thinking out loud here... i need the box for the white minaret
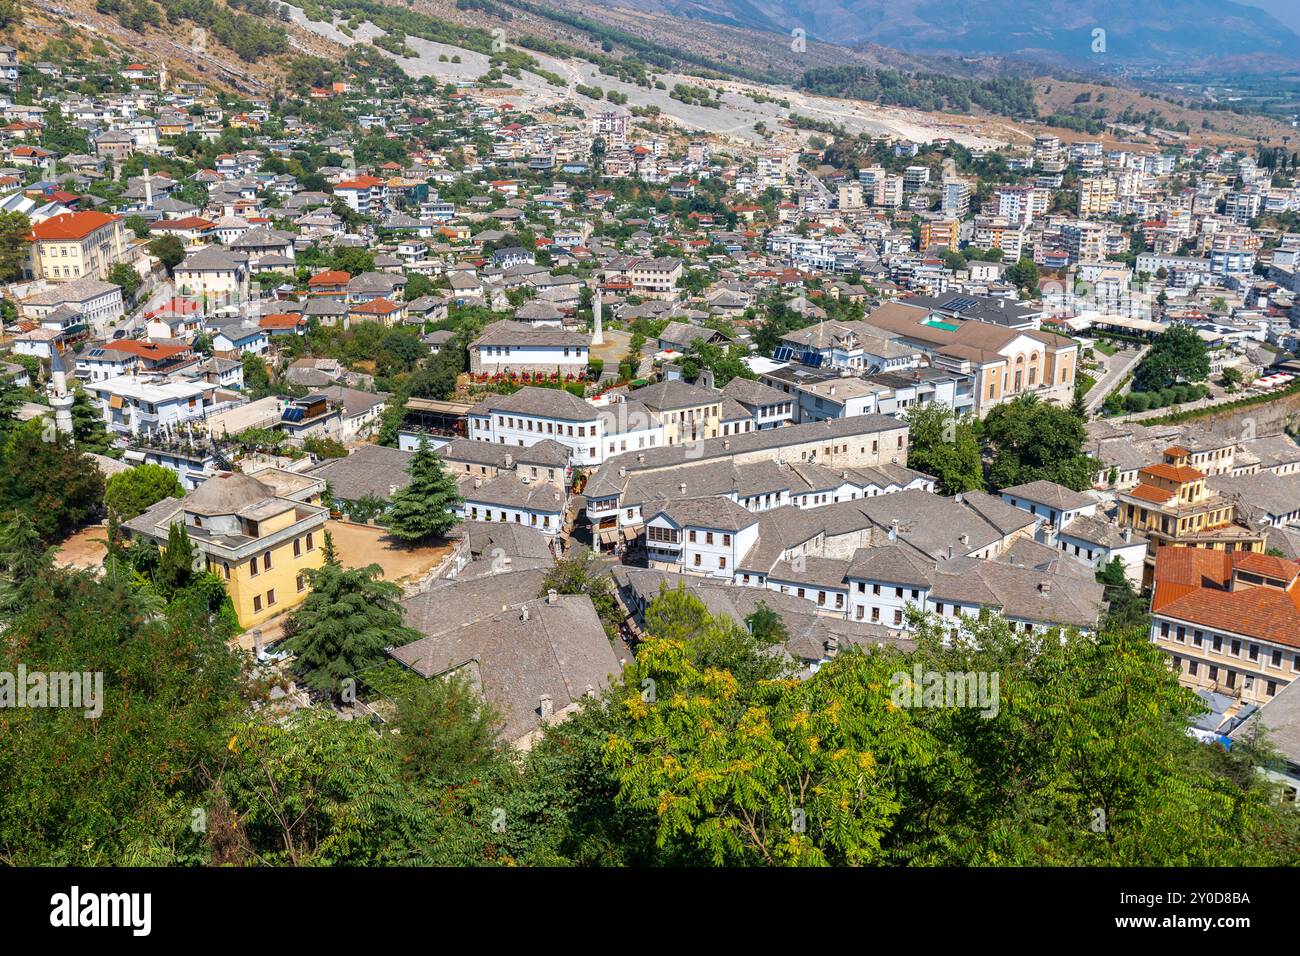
[591,287,604,345]
[49,348,74,437]
[143,165,154,210]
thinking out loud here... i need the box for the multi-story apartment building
[920,218,959,250]
[1150,547,1300,706]
[468,320,590,376]
[26,211,130,282]
[1116,447,1267,586]
[1077,177,1118,217]
[122,471,329,628]
[332,174,388,215]
[86,374,218,435]
[941,178,972,218]
[864,300,1077,415]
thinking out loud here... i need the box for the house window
[293,538,301,557]
[296,574,305,592]
[266,589,276,607]
[249,558,259,577]
[306,533,314,551]
[253,595,262,612]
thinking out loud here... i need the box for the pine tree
[282,562,419,696]
[386,436,462,543]
[71,389,114,456]
[0,511,52,614]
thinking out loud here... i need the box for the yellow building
[26,211,130,282]
[122,470,330,628]
[920,219,959,251]
[1117,446,1265,586]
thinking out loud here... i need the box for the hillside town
[3,21,1300,873]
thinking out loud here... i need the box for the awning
[597,529,619,545]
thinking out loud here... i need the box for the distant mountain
[590,0,1300,65]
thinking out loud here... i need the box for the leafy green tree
[643,584,785,686]
[0,211,30,283]
[1005,257,1039,295]
[903,403,983,494]
[606,633,929,864]
[0,510,53,615]
[124,214,150,238]
[391,673,506,784]
[540,549,622,639]
[241,351,273,398]
[104,463,184,521]
[282,560,418,696]
[1133,325,1210,393]
[214,710,470,866]
[1096,557,1149,633]
[109,262,143,300]
[148,234,186,272]
[0,420,104,543]
[0,565,247,864]
[386,436,462,543]
[70,388,114,456]
[984,394,1095,492]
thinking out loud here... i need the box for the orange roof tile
[1141,462,1204,484]
[1127,483,1176,505]
[27,210,120,242]
[1152,547,1300,645]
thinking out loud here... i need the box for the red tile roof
[351,297,400,314]
[1152,547,1300,645]
[259,313,306,329]
[27,210,120,242]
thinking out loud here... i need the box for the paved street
[1084,342,1149,415]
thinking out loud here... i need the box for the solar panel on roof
[772,346,793,362]
[944,296,979,312]
[800,351,823,368]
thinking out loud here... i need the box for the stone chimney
[619,466,626,478]
[824,636,839,660]
[504,453,513,469]
[679,481,687,494]
[954,492,964,504]
[637,453,645,464]
[547,588,558,605]
[889,518,900,541]
[958,533,969,547]
[723,438,730,450]
[539,694,554,720]
[1038,580,1052,593]
[473,475,482,489]
[1122,527,1132,543]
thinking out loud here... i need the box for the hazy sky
[1237,0,1300,35]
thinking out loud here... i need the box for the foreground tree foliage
[282,544,419,697]
[0,420,104,543]
[3,561,1297,866]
